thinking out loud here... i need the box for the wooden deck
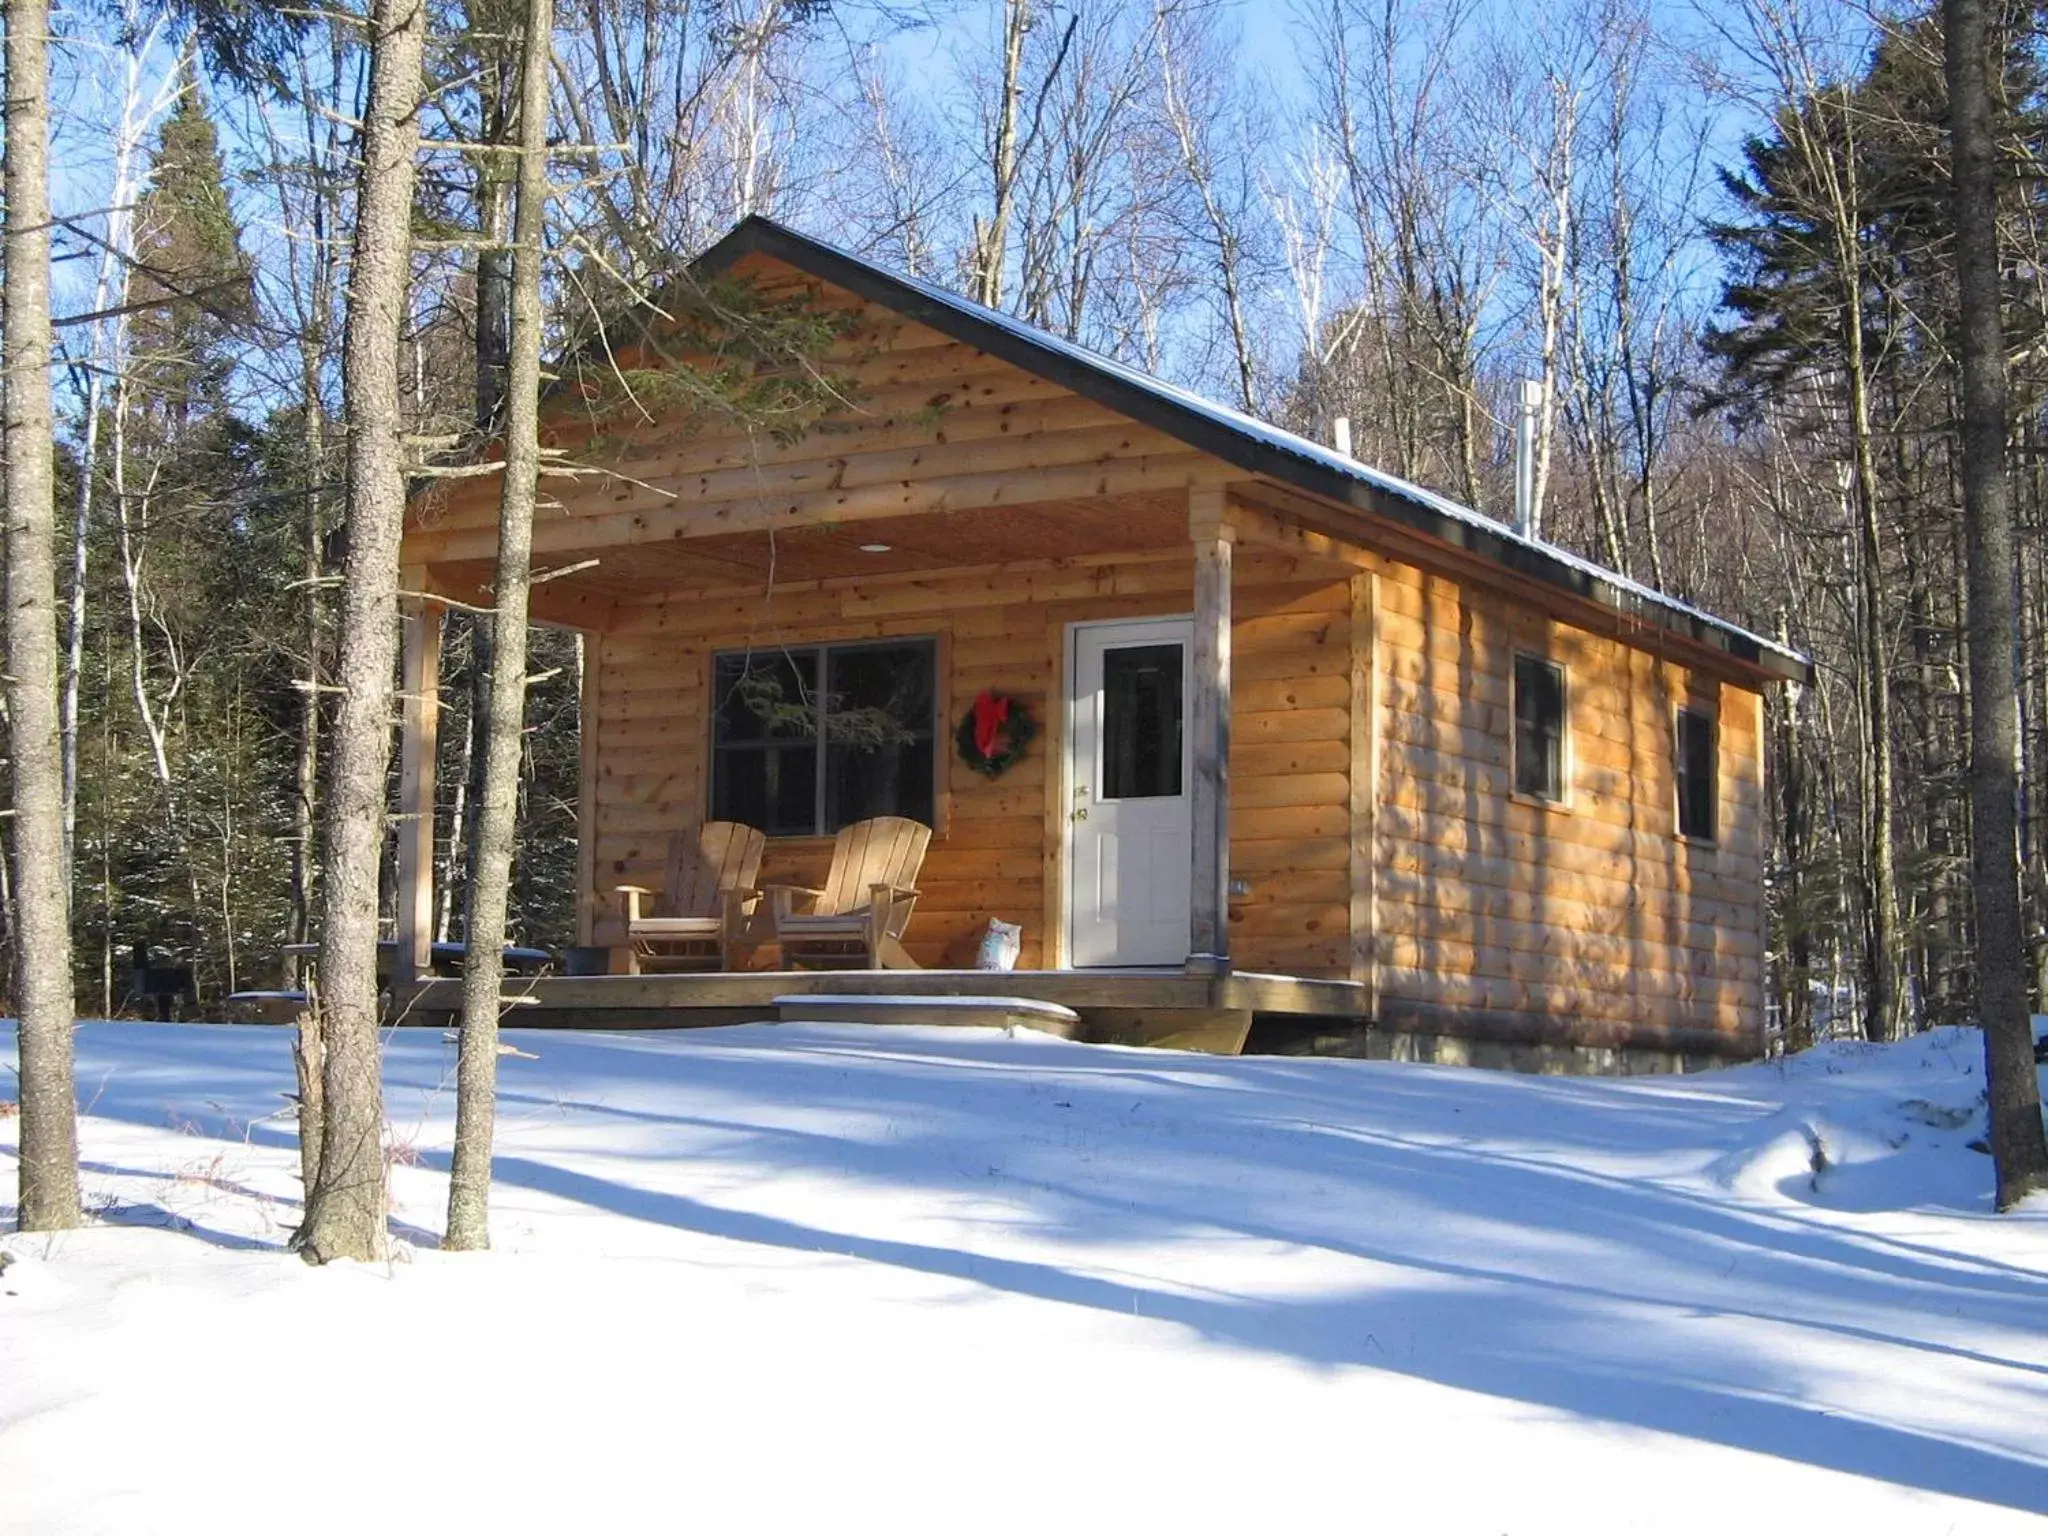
[390,968,1371,1055]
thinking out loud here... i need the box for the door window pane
[1101,642,1183,800]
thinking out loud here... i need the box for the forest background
[18,0,2041,1057]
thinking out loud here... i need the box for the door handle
[1072,807,1089,822]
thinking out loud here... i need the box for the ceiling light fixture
[859,542,893,553]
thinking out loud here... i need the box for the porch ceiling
[426,488,1197,626]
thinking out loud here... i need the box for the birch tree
[968,0,1031,307]
[61,11,175,857]
[1154,0,1266,411]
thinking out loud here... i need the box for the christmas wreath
[956,690,1037,778]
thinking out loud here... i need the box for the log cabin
[394,216,1809,1071]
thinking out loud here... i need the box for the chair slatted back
[662,822,766,918]
[818,816,931,916]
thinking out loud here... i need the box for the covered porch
[394,473,1379,1052]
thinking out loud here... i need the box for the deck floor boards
[390,968,1369,1055]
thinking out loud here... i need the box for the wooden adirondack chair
[767,816,932,970]
[615,821,767,973]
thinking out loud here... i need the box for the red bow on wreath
[957,691,1036,778]
[971,690,1011,758]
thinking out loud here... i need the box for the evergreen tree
[126,63,255,424]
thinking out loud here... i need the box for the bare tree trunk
[971,0,1027,309]
[1848,357,1903,1043]
[295,0,428,1267]
[437,685,473,944]
[270,28,344,1003]
[5,0,82,1232]
[452,44,519,951]
[1154,4,1257,413]
[95,649,112,1014]
[284,60,341,1183]
[111,382,173,787]
[1944,0,2048,1209]
[474,175,512,439]
[1833,105,1903,1044]
[63,377,103,862]
[446,0,552,1252]
[291,330,325,986]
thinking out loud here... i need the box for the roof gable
[694,216,1807,684]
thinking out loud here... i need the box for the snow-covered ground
[2,1020,2045,1534]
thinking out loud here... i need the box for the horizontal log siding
[1362,550,1766,1050]
[584,549,1356,973]
[486,261,1773,1053]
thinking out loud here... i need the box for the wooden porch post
[1188,486,1234,975]
[395,587,443,986]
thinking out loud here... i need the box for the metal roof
[695,216,1809,684]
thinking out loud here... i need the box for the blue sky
[36,0,1879,423]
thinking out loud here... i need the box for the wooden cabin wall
[406,253,1774,1054]
[582,547,1356,974]
[1360,547,1767,1057]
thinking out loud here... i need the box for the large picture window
[710,639,937,837]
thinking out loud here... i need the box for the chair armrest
[868,883,922,900]
[766,883,827,920]
[614,883,657,896]
[615,883,658,924]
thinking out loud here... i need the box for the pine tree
[126,63,255,426]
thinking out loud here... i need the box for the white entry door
[1067,618,1193,967]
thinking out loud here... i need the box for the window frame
[1674,704,1718,844]
[708,636,940,839]
[1510,651,1570,807]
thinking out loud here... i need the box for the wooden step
[773,993,1081,1038]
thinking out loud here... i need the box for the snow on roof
[698,217,1810,681]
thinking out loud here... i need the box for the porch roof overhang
[679,218,1810,686]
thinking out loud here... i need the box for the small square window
[1513,654,1567,802]
[1676,707,1717,841]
